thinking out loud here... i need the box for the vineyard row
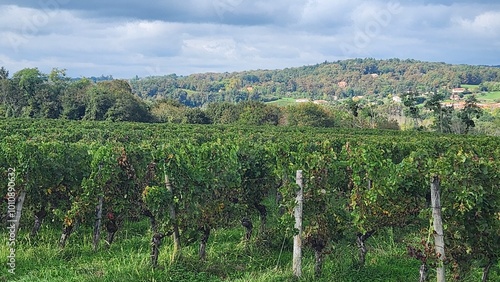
[0,120,499,279]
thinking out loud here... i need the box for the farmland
[1,119,499,281]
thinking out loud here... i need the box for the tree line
[0,66,396,128]
[1,63,499,135]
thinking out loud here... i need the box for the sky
[1,0,499,78]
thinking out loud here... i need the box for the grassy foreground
[0,219,497,282]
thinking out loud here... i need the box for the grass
[461,84,480,91]
[266,98,297,107]
[1,220,498,281]
[477,91,500,102]
[445,92,500,105]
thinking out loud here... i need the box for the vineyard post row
[0,125,499,280]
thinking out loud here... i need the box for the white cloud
[454,11,500,38]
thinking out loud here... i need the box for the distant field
[478,91,500,101]
[461,84,480,90]
[265,97,297,107]
[460,92,500,104]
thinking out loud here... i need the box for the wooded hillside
[129,58,500,106]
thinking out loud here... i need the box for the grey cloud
[0,1,499,78]
[3,0,296,26]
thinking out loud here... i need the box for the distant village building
[392,96,402,103]
[370,73,379,78]
[337,81,347,88]
[450,88,465,101]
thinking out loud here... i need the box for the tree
[61,78,92,120]
[0,66,9,80]
[238,101,280,126]
[106,93,152,122]
[424,92,453,133]
[285,103,334,127]
[85,80,152,122]
[185,108,212,124]
[346,98,360,117]
[459,95,483,134]
[11,68,47,117]
[401,91,421,129]
[0,67,9,116]
[150,99,187,123]
[205,102,241,124]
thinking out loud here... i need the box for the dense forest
[1,58,500,135]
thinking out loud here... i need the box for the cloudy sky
[1,0,499,78]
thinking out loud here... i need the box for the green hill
[129,58,500,106]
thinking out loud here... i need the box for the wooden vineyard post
[293,170,304,278]
[431,176,446,282]
[164,166,181,262]
[13,191,26,237]
[92,195,103,251]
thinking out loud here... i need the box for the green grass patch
[477,91,500,102]
[461,84,480,91]
[1,221,498,281]
[266,98,297,107]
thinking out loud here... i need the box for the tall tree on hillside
[401,91,421,129]
[459,95,483,134]
[424,92,454,133]
[346,98,360,117]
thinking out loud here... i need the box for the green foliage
[61,78,92,120]
[285,103,334,127]
[238,101,280,126]
[142,185,172,221]
[0,119,499,280]
[12,68,47,96]
[205,102,241,124]
[431,146,500,279]
[0,66,8,80]
[401,91,421,128]
[4,61,500,134]
[1,70,152,122]
[150,99,187,123]
[185,108,212,124]
[85,80,152,122]
[459,95,483,134]
[130,59,500,105]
